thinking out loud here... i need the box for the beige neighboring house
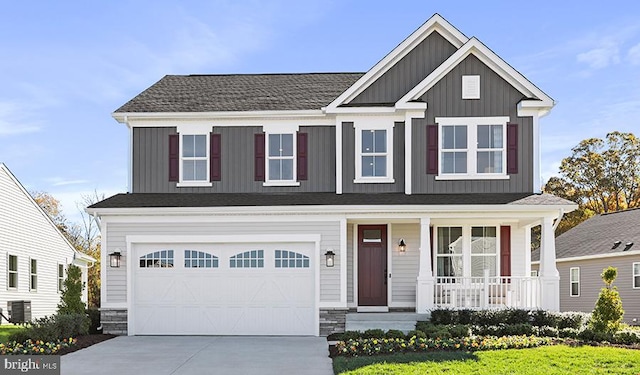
[0,163,95,321]
[532,208,640,324]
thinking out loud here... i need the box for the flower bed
[0,338,76,355]
[335,335,553,357]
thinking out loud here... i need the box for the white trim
[569,267,580,297]
[352,224,359,307]
[326,14,468,112]
[264,130,298,185]
[114,109,326,123]
[262,181,301,187]
[178,133,210,184]
[29,257,37,292]
[633,262,640,289]
[100,221,107,304]
[100,303,128,309]
[435,116,509,179]
[532,250,640,264]
[340,218,348,305]
[176,181,213,188]
[433,224,501,279]
[532,112,541,192]
[354,121,395,182]
[397,38,554,113]
[387,224,393,307]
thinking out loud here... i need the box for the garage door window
[275,250,309,268]
[140,250,174,268]
[230,250,264,268]
[185,250,219,268]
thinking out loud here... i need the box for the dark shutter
[426,125,438,174]
[507,124,518,174]
[429,225,434,273]
[168,134,179,182]
[210,133,221,181]
[254,133,265,181]
[297,132,308,181]
[500,226,511,277]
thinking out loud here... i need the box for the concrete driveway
[61,336,333,375]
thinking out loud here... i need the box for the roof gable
[325,14,468,112]
[396,38,554,115]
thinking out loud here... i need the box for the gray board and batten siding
[341,122,405,194]
[413,54,534,194]
[350,31,457,105]
[132,126,336,193]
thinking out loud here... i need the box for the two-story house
[88,14,576,336]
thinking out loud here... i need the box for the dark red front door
[358,225,387,306]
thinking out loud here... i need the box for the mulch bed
[58,334,117,355]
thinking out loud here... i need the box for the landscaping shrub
[457,309,474,325]
[7,313,89,343]
[614,331,640,345]
[557,312,589,330]
[362,329,385,339]
[414,322,469,339]
[471,310,503,326]
[57,265,86,315]
[429,309,457,325]
[406,330,426,339]
[531,310,558,328]
[384,330,406,339]
[474,324,533,337]
[86,308,101,334]
[338,331,362,341]
[537,326,559,338]
[578,328,614,343]
[590,267,624,334]
[558,328,579,339]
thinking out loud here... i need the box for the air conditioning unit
[7,301,31,323]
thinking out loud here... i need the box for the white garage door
[132,242,316,335]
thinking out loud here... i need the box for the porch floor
[345,312,429,333]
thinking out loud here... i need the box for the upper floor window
[435,117,510,180]
[30,259,37,291]
[354,122,394,183]
[633,263,640,289]
[8,255,17,289]
[58,264,64,292]
[268,133,295,182]
[181,134,208,183]
[570,267,580,297]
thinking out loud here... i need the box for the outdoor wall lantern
[109,251,122,268]
[325,250,335,267]
[398,238,407,253]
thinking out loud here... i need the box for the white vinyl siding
[104,220,341,304]
[390,224,419,305]
[570,267,580,297]
[0,166,77,319]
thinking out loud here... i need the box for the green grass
[0,325,26,343]
[334,345,640,374]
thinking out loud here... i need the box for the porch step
[345,313,429,333]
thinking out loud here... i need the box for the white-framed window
[354,122,394,183]
[179,134,209,185]
[435,225,499,279]
[29,259,37,291]
[184,250,218,268]
[139,250,174,268]
[436,117,509,180]
[275,250,309,268]
[58,264,64,293]
[267,133,296,183]
[633,263,640,289]
[570,267,580,297]
[8,254,17,289]
[230,250,264,268]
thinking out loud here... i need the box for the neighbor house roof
[114,73,364,113]
[532,208,640,262]
[88,193,574,210]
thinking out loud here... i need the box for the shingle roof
[114,73,365,113]
[88,192,573,209]
[532,208,640,261]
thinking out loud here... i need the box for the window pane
[437,227,463,254]
[455,126,467,148]
[363,229,382,241]
[477,125,490,148]
[571,283,579,296]
[281,134,293,156]
[281,159,293,180]
[268,134,280,157]
[194,160,207,180]
[31,259,36,273]
[9,256,17,271]
[362,130,373,153]
[437,256,462,277]
[374,130,386,153]
[634,263,640,276]
[374,156,386,176]
[492,125,503,148]
[269,159,281,180]
[477,151,502,173]
[635,275,640,288]
[194,135,206,157]
[570,268,579,282]
[183,160,195,180]
[471,256,496,277]
[471,227,496,254]
[454,152,467,173]
[362,156,374,176]
[183,135,195,157]
[442,152,454,173]
[442,126,455,149]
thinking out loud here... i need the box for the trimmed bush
[406,330,426,339]
[362,329,385,339]
[429,309,457,325]
[7,313,89,343]
[531,310,558,328]
[384,330,406,339]
[590,267,624,334]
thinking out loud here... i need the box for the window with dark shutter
[507,124,518,174]
[210,133,221,181]
[168,134,179,182]
[254,133,265,181]
[500,226,511,277]
[297,132,308,180]
[426,125,438,174]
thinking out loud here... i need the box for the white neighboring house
[0,163,95,321]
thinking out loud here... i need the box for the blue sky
[1,1,639,224]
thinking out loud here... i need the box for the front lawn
[334,345,640,374]
[0,325,26,343]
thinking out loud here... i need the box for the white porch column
[416,217,435,313]
[539,216,560,311]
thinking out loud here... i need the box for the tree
[590,266,624,334]
[543,131,640,235]
[57,264,86,314]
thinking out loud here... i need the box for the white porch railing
[434,272,540,309]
